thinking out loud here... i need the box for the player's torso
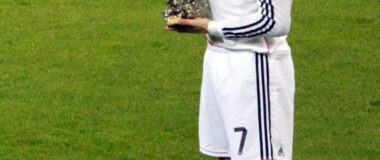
[208,0,259,21]
[207,0,291,56]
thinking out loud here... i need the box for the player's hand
[166,18,210,34]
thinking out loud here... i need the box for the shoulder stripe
[222,15,266,31]
[224,17,271,36]
[222,0,275,38]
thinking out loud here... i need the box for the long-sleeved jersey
[207,0,293,54]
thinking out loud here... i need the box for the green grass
[0,0,378,159]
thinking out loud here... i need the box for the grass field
[0,0,378,159]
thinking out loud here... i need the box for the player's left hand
[166,18,210,34]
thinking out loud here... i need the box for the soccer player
[167,0,295,159]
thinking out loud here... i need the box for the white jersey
[207,0,293,54]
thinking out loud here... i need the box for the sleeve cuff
[207,21,224,38]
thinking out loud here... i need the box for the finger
[177,28,203,33]
[165,26,175,31]
[166,26,184,32]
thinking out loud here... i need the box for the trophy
[163,0,211,28]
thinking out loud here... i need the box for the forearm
[208,0,292,39]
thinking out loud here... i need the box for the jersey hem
[200,147,230,157]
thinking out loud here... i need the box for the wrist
[207,21,223,38]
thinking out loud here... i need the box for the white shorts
[199,44,295,160]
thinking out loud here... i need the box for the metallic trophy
[163,0,211,26]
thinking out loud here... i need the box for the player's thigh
[269,53,295,160]
[214,51,263,159]
[199,48,229,157]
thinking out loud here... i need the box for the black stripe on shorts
[255,53,273,159]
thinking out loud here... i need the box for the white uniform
[199,0,295,159]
